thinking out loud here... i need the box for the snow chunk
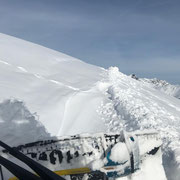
[108,67,125,82]
[90,159,105,171]
[110,142,129,163]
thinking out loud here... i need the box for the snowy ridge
[131,74,180,99]
[98,67,180,179]
[141,78,180,99]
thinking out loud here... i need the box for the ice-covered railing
[134,131,162,156]
[1,130,163,177]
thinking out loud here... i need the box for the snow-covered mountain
[131,74,180,99]
[0,33,106,139]
[0,33,180,180]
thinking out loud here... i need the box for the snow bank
[0,99,50,146]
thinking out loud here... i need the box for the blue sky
[0,0,180,84]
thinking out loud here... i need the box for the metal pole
[0,165,4,180]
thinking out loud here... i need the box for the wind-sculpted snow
[98,67,180,179]
[0,99,50,147]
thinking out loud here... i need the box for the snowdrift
[0,33,180,179]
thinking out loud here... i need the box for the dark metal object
[0,165,4,180]
[0,155,41,180]
[0,140,109,180]
[0,141,65,180]
[148,147,160,155]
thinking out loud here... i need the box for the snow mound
[110,142,129,163]
[0,99,50,146]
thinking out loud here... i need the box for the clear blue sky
[0,0,180,84]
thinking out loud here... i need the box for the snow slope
[0,33,106,138]
[99,68,180,180]
[131,74,180,99]
[0,33,180,179]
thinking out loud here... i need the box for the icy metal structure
[1,131,162,180]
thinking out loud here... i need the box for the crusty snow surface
[0,33,180,179]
